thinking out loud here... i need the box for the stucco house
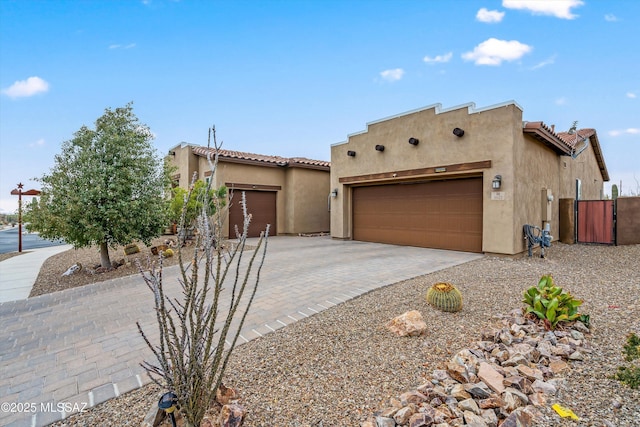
[330,101,609,255]
[168,144,331,237]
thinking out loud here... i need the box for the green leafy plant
[522,275,584,329]
[623,333,640,362]
[614,365,640,389]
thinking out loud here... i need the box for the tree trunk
[100,240,111,268]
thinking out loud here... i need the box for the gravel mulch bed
[47,243,640,426]
[28,236,195,297]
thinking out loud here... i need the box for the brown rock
[386,310,427,337]
[447,361,471,383]
[548,360,569,374]
[503,375,526,391]
[478,396,505,409]
[478,362,505,394]
[394,405,416,425]
[399,390,428,405]
[500,407,535,427]
[409,412,435,427]
[463,411,489,427]
[216,383,238,405]
[218,404,245,427]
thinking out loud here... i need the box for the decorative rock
[503,354,528,367]
[478,396,504,409]
[549,360,569,374]
[399,390,428,405]
[464,381,491,399]
[218,403,245,427]
[504,387,529,406]
[375,416,396,427]
[216,383,238,405]
[430,370,451,383]
[573,321,590,333]
[531,379,557,395]
[62,263,82,277]
[386,310,427,337]
[379,406,399,418]
[450,383,472,400]
[500,407,535,427]
[393,405,416,425]
[408,412,434,427]
[503,375,526,391]
[528,392,546,406]
[569,350,584,360]
[458,397,481,415]
[570,330,585,340]
[481,408,498,427]
[515,365,543,382]
[478,362,505,394]
[463,410,489,427]
[447,361,471,384]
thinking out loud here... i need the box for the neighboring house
[330,101,609,255]
[168,144,331,237]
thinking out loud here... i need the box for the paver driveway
[0,236,482,427]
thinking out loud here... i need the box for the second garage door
[228,190,277,238]
[352,178,483,252]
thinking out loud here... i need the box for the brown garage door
[352,178,483,252]
[228,190,277,238]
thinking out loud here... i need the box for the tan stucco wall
[285,168,331,234]
[330,102,523,254]
[558,140,605,200]
[331,102,606,255]
[167,144,330,237]
[168,144,200,188]
[513,134,561,254]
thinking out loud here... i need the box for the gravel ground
[28,236,196,297]
[45,243,640,426]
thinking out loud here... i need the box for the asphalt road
[0,227,66,254]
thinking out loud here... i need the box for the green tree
[169,180,227,226]
[25,103,168,268]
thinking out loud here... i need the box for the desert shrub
[137,127,269,427]
[522,275,585,329]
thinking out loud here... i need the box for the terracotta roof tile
[191,146,330,169]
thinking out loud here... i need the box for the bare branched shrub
[137,127,269,427]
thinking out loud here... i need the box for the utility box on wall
[559,198,575,244]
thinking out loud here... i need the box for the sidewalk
[0,237,482,427]
[0,245,73,303]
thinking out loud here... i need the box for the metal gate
[576,200,615,244]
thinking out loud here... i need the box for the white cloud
[380,68,405,82]
[531,55,556,70]
[109,43,136,50]
[476,8,505,23]
[627,92,637,99]
[608,128,640,137]
[29,138,46,148]
[423,52,453,64]
[555,97,567,105]
[462,38,532,66]
[2,76,49,98]
[604,14,618,22]
[503,0,584,20]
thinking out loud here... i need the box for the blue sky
[1,0,638,213]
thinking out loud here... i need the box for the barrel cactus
[426,282,463,312]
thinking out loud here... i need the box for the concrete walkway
[0,236,482,427]
[0,245,73,303]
